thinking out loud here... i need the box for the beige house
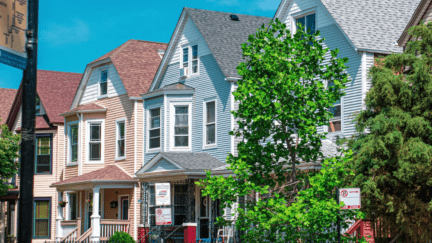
[51,39,167,242]
[5,70,82,243]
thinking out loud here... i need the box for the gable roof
[398,0,432,47]
[60,103,106,116]
[274,0,421,54]
[88,39,168,98]
[150,8,269,91]
[6,70,82,130]
[0,88,17,125]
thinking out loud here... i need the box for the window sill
[66,162,78,167]
[115,157,126,161]
[169,147,191,152]
[203,144,217,150]
[97,94,108,100]
[85,161,104,165]
[147,148,161,154]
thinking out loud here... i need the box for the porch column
[91,187,101,242]
[56,191,64,242]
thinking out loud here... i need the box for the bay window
[174,106,189,147]
[149,108,161,149]
[68,123,79,164]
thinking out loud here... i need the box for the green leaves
[0,118,20,196]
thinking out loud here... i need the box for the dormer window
[182,44,199,75]
[100,70,108,96]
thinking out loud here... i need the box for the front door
[120,197,129,220]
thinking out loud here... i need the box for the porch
[50,165,137,242]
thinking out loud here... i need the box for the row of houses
[0,0,430,242]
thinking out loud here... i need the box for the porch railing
[76,227,92,243]
[61,227,78,243]
[100,219,130,241]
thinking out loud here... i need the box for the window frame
[203,99,217,149]
[36,96,41,116]
[180,43,199,76]
[169,102,192,151]
[292,10,316,35]
[35,134,53,175]
[68,193,78,221]
[85,119,105,164]
[326,81,343,135]
[33,197,51,239]
[118,194,130,220]
[67,121,79,165]
[115,118,126,161]
[147,106,162,152]
[98,68,109,99]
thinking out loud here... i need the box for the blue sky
[0,0,280,90]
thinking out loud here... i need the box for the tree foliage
[0,118,20,196]
[198,19,362,242]
[109,231,135,243]
[346,22,432,241]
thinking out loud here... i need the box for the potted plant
[58,201,67,207]
[87,199,92,207]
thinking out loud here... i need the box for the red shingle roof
[0,88,17,125]
[51,165,134,187]
[60,103,106,116]
[15,117,51,131]
[90,40,168,97]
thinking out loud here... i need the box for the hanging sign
[0,0,27,69]
[155,183,170,206]
[339,188,361,209]
[156,208,172,225]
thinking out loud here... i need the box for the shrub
[108,231,135,243]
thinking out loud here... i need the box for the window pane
[150,216,156,226]
[35,201,49,218]
[150,108,160,117]
[306,13,316,34]
[206,124,216,145]
[329,121,342,133]
[118,140,125,157]
[37,137,50,155]
[90,143,101,161]
[118,122,125,139]
[101,70,107,82]
[35,219,49,237]
[34,200,50,238]
[192,60,198,73]
[183,47,189,68]
[175,136,188,147]
[206,101,215,123]
[151,116,160,129]
[149,186,155,205]
[90,124,101,141]
[175,115,188,125]
[192,45,198,59]
[175,127,188,135]
[100,82,107,95]
[70,194,77,220]
[330,105,341,118]
[175,106,188,114]
[71,125,78,144]
[71,145,78,162]
[149,129,160,138]
[296,17,305,30]
[150,137,160,149]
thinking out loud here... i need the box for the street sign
[156,208,172,225]
[155,183,171,206]
[0,0,27,69]
[339,188,361,209]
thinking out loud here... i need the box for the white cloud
[41,19,90,45]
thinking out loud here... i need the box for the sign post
[337,188,361,243]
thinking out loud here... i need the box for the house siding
[147,159,179,172]
[79,63,127,105]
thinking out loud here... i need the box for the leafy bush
[109,231,135,243]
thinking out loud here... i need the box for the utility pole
[17,0,39,242]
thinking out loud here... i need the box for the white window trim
[118,194,130,220]
[98,67,109,99]
[169,102,192,151]
[115,118,126,161]
[147,105,162,153]
[291,10,316,35]
[67,121,79,166]
[325,80,343,136]
[180,43,199,77]
[85,119,105,164]
[203,98,217,149]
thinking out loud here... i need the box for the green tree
[0,118,20,196]
[347,22,432,241]
[198,19,362,242]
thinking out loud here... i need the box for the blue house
[135,8,269,240]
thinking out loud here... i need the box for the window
[33,199,51,239]
[116,120,125,159]
[204,101,216,146]
[100,70,108,96]
[149,186,156,225]
[328,81,342,133]
[149,108,161,149]
[120,196,129,220]
[87,121,104,162]
[69,194,77,220]
[35,135,52,174]
[295,13,316,34]
[174,185,187,225]
[174,106,189,147]
[182,44,199,75]
[69,124,79,163]
[36,96,41,116]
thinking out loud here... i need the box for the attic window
[230,14,239,21]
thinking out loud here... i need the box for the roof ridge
[185,7,270,19]
[132,39,169,45]
[109,40,134,60]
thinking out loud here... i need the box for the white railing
[76,227,92,243]
[100,220,130,241]
[61,227,77,243]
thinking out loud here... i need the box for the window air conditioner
[180,68,189,78]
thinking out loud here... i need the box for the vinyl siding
[79,63,127,105]
[12,107,21,131]
[147,159,179,172]
[65,116,79,179]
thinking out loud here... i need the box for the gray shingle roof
[320,0,421,53]
[185,8,270,78]
[152,82,194,93]
[161,152,225,170]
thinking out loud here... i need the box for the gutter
[225,77,241,82]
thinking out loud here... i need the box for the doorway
[119,196,129,220]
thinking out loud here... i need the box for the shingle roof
[60,103,106,116]
[160,152,225,170]
[0,88,17,125]
[152,82,194,93]
[319,0,421,53]
[51,165,135,187]
[398,0,431,47]
[185,8,270,78]
[90,40,168,97]
[15,116,51,131]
